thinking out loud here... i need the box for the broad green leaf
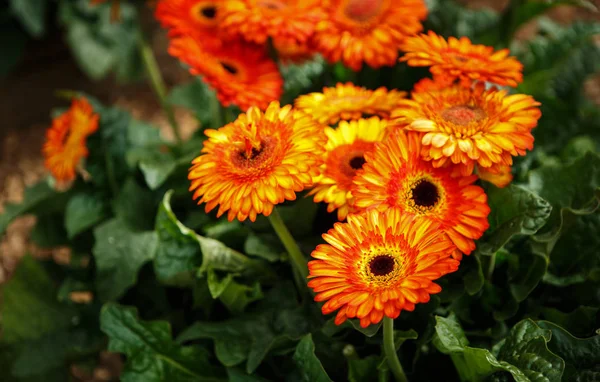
[541,306,599,338]
[538,321,600,381]
[506,248,548,302]
[529,152,600,255]
[1,256,76,344]
[127,118,162,147]
[348,354,380,382]
[9,0,47,37]
[112,177,157,231]
[478,184,551,255]
[30,214,69,248]
[93,218,158,301]
[100,303,226,381]
[293,334,332,382]
[206,269,263,313]
[154,191,202,286]
[244,234,285,262]
[280,56,326,105]
[463,252,485,295]
[425,0,500,43]
[167,78,213,126]
[0,180,55,236]
[434,316,564,382]
[226,368,269,382]
[64,193,107,238]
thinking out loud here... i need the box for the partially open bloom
[43,98,99,184]
[313,0,427,70]
[155,0,227,47]
[400,31,524,87]
[221,0,326,45]
[295,83,406,125]
[188,102,326,222]
[308,209,459,328]
[310,117,388,220]
[392,83,541,184]
[169,35,283,111]
[352,130,490,257]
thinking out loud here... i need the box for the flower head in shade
[352,130,490,257]
[295,83,406,125]
[313,0,427,70]
[168,35,283,111]
[309,117,388,220]
[392,83,541,183]
[43,98,99,184]
[221,0,326,45]
[155,0,227,47]
[188,102,326,222]
[400,31,524,87]
[308,209,459,328]
[412,75,455,94]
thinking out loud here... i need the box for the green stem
[486,252,496,281]
[139,34,183,144]
[383,317,408,382]
[267,207,309,290]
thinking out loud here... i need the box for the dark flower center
[231,137,274,169]
[349,155,366,170]
[201,6,217,19]
[221,62,238,75]
[411,179,439,208]
[369,255,395,276]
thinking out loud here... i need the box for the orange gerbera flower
[309,117,388,220]
[169,35,283,111]
[400,31,524,87]
[412,75,455,94]
[188,102,326,222]
[477,163,513,188]
[43,98,99,184]
[308,209,459,328]
[313,0,427,71]
[274,39,314,64]
[352,130,490,257]
[392,83,541,184]
[295,83,406,125]
[221,0,326,45]
[155,0,226,46]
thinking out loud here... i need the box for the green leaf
[537,321,600,381]
[112,178,157,231]
[0,180,55,236]
[506,248,548,302]
[348,354,380,382]
[0,20,28,76]
[541,306,599,338]
[529,152,600,255]
[425,0,500,43]
[1,256,76,344]
[167,79,213,125]
[154,191,202,286]
[93,218,158,301]
[207,270,263,313]
[280,56,326,105]
[30,214,69,248]
[434,316,564,382]
[64,193,107,238]
[478,184,551,255]
[244,234,285,262]
[293,334,332,382]
[100,303,226,381]
[9,0,47,37]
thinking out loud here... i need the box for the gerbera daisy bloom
[392,83,541,183]
[43,98,99,184]
[352,130,490,257]
[400,31,524,87]
[309,117,388,220]
[169,35,283,111]
[295,83,406,125]
[308,209,459,328]
[155,0,226,47]
[273,38,314,64]
[312,0,427,71]
[221,0,326,45]
[188,102,326,222]
[412,75,455,94]
[477,163,513,188]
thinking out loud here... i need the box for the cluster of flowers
[187,37,540,328]
[42,2,541,330]
[154,0,428,110]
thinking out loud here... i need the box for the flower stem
[383,317,408,382]
[139,34,183,145]
[267,207,309,290]
[486,252,496,281]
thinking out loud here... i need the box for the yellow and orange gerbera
[412,75,455,94]
[310,117,388,220]
[169,35,283,111]
[400,31,523,87]
[295,83,406,125]
[221,0,326,45]
[188,102,326,222]
[308,209,459,328]
[352,130,490,257]
[155,0,226,46]
[313,0,427,70]
[392,83,541,185]
[43,98,99,184]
